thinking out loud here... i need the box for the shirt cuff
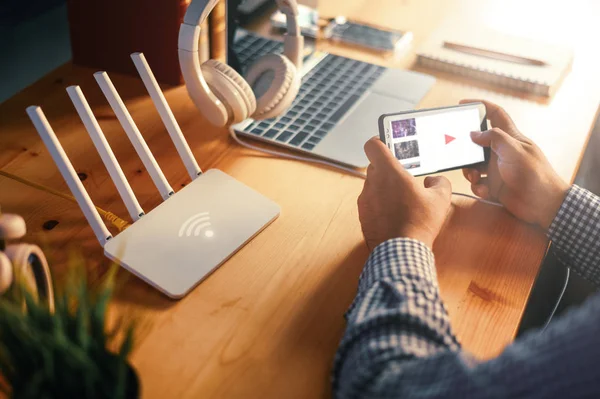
[548,185,600,242]
[547,185,600,285]
[358,238,437,293]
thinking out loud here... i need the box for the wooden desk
[1,0,599,397]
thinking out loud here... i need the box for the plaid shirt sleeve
[332,186,600,398]
[548,185,600,285]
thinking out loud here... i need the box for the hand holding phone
[460,99,569,229]
[358,137,452,249]
[379,103,489,177]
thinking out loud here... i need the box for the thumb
[424,175,452,198]
[461,99,520,137]
[470,128,518,155]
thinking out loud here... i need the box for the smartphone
[378,103,489,176]
[323,17,412,53]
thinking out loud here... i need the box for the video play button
[444,134,456,144]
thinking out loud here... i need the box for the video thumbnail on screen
[394,140,420,159]
[392,118,417,138]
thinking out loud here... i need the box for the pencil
[443,41,548,66]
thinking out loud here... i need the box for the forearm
[332,238,460,398]
[333,236,600,398]
[548,185,600,286]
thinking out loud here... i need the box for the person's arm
[333,237,461,397]
[548,185,600,286]
[461,99,600,287]
[333,235,600,398]
[333,99,600,397]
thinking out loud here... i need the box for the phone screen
[382,105,487,176]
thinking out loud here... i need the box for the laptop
[232,30,435,168]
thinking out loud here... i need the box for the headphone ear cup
[257,74,300,121]
[245,54,298,120]
[201,60,256,124]
[0,252,13,295]
[4,244,54,310]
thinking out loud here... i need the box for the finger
[357,191,365,208]
[363,137,397,169]
[424,175,452,199]
[460,99,521,138]
[462,168,481,184]
[364,136,414,183]
[471,183,490,199]
[470,128,519,156]
[366,163,375,178]
[475,162,489,174]
[475,176,489,187]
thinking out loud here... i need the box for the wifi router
[26,53,280,298]
[103,169,279,297]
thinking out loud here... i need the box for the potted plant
[0,213,139,398]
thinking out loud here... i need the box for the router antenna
[66,85,145,221]
[26,106,112,246]
[94,71,174,201]
[130,52,202,180]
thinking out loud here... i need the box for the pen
[443,41,548,67]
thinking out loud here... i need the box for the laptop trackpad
[315,93,414,167]
[372,69,436,104]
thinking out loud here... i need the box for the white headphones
[178,0,304,127]
[0,213,54,311]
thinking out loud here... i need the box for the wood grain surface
[1,0,599,397]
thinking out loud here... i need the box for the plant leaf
[0,257,138,398]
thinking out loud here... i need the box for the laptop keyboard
[235,33,287,72]
[234,32,386,151]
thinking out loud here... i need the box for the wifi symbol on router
[178,212,214,238]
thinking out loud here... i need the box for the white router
[26,53,280,299]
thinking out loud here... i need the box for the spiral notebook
[417,22,574,96]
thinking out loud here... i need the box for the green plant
[0,265,139,399]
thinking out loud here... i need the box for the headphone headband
[179,0,302,68]
[182,0,299,26]
[276,0,299,16]
[178,0,303,126]
[182,0,221,27]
